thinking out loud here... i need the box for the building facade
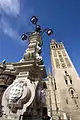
[45,39,80,120]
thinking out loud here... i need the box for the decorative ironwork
[21,16,53,41]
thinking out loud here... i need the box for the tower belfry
[47,39,80,120]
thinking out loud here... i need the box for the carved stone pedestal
[0,65,16,117]
[0,32,48,120]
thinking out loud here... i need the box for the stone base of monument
[0,31,48,120]
[0,114,19,120]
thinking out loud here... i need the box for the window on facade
[62,63,66,68]
[54,46,55,48]
[69,76,72,83]
[71,90,74,97]
[58,51,61,54]
[65,71,69,76]
[66,99,68,104]
[65,71,67,74]
[64,76,67,85]
[64,72,73,85]
[60,58,64,63]
[69,88,78,100]
[65,58,71,67]
[65,79,68,85]
[62,50,66,56]
[59,45,61,48]
[61,44,62,47]
[59,54,62,57]
[74,99,77,104]
[53,50,57,57]
[55,58,60,68]
[70,79,72,84]
[56,44,58,48]
[58,54,66,68]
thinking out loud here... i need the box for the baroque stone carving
[24,40,42,62]
[0,74,15,86]
[2,76,36,115]
[9,81,26,104]
[0,71,15,116]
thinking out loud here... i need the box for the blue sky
[0,0,80,76]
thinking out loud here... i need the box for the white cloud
[0,0,34,45]
[0,0,20,16]
[0,0,20,40]
[0,16,20,40]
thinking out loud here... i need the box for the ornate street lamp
[21,16,53,40]
[31,16,38,24]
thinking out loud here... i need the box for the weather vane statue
[1,16,53,120]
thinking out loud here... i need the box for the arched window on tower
[53,50,57,57]
[59,45,61,48]
[54,46,55,48]
[62,50,66,56]
[65,79,68,84]
[65,58,72,67]
[56,44,58,48]
[64,76,68,85]
[69,76,72,84]
[69,87,78,99]
[69,87,79,108]
[65,70,67,74]
[66,99,68,104]
[55,58,60,68]
[64,71,72,85]
[71,90,74,97]
[60,44,62,47]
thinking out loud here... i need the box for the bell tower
[49,39,80,120]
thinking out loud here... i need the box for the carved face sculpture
[9,81,24,103]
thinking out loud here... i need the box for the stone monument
[0,16,53,120]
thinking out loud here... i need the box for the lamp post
[21,16,53,41]
[21,16,53,120]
